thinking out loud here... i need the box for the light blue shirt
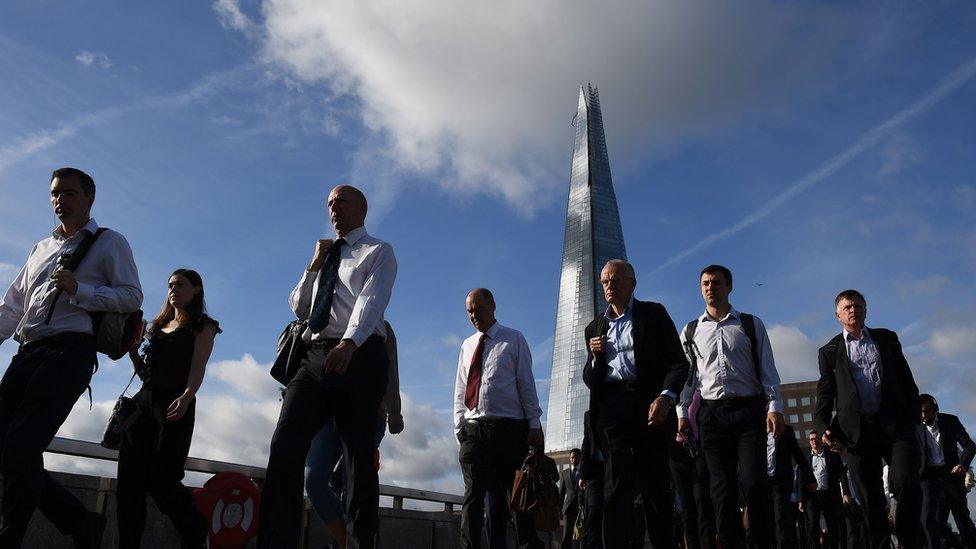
[604,298,637,382]
[844,328,882,414]
[811,450,829,491]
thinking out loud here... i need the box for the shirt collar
[604,297,634,321]
[700,305,740,323]
[338,225,368,247]
[53,218,98,240]
[482,321,501,339]
[812,449,825,458]
[843,326,871,342]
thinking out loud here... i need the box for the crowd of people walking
[0,167,972,549]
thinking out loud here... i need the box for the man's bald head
[328,184,368,236]
[466,288,497,333]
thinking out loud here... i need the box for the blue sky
[1,1,975,495]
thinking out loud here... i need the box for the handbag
[270,319,308,386]
[573,490,586,540]
[100,369,139,450]
[511,448,561,532]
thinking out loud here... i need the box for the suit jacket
[919,412,976,471]
[770,425,815,487]
[581,299,689,445]
[559,466,582,515]
[579,410,603,482]
[814,328,920,448]
[803,449,847,498]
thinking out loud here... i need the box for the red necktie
[464,334,487,410]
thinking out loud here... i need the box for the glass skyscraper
[545,84,628,452]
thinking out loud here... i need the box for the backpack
[510,449,561,532]
[44,228,144,360]
[683,312,762,387]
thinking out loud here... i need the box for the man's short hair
[468,288,495,306]
[808,429,819,437]
[570,448,582,456]
[919,393,938,411]
[700,264,732,285]
[51,167,95,196]
[834,289,866,307]
[603,259,635,279]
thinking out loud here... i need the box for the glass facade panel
[801,397,811,406]
[545,85,627,452]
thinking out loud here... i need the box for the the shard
[545,84,628,452]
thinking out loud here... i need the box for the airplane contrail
[652,56,976,275]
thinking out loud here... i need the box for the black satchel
[271,319,308,386]
[100,370,139,450]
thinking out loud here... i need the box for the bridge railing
[46,436,463,513]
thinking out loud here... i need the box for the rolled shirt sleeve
[453,346,468,436]
[754,317,784,414]
[0,256,30,343]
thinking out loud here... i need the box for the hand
[387,412,404,435]
[527,428,544,449]
[678,418,692,438]
[648,396,672,426]
[578,479,585,491]
[588,336,606,355]
[308,239,335,271]
[822,430,843,452]
[324,339,355,375]
[842,495,853,506]
[51,269,79,296]
[166,394,193,421]
[767,411,784,436]
[798,501,804,513]
[952,464,966,475]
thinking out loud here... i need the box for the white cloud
[930,325,976,359]
[878,133,924,177]
[209,353,283,400]
[248,1,850,215]
[767,324,820,384]
[213,0,258,34]
[75,51,112,70]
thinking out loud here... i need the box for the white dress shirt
[0,218,142,345]
[677,307,783,418]
[844,328,882,413]
[290,226,397,347]
[811,450,830,491]
[453,321,543,434]
[924,420,946,467]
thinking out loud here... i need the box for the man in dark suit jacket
[578,411,604,549]
[767,424,815,549]
[814,289,922,548]
[582,259,689,548]
[801,430,847,549]
[918,394,976,549]
[558,448,583,549]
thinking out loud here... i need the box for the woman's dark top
[138,314,221,400]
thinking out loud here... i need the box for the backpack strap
[739,313,762,385]
[43,228,109,326]
[682,320,700,387]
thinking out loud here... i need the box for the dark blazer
[559,466,582,515]
[581,299,689,444]
[802,449,847,498]
[770,425,815,487]
[814,327,920,448]
[579,410,603,482]
[920,412,976,471]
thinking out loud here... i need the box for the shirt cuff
[660,389,677,403]
[676,406,688,419]
[767,399,783,414]
[341,326,368,348]
[69,282,95,308]
[528,417,542,430]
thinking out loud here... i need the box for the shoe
[72,511,106,549]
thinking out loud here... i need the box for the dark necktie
[464,334,487,410]
[307,238,346,333]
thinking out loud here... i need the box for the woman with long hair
[117,268,220,548]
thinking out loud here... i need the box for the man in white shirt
[259,185,397,549]
[454,288,543,549]
[0,168,143,547]
[677,264,784,549]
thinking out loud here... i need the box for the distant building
[545,84,628,456]
[781,380,819,448]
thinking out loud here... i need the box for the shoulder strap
[739,313,762,384]
[683,320,700,387]
[43,228,109,326]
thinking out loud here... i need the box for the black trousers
[769,479,799,549]
[258,336,387,549]
[560,500,579,549]
[698,396,771,549]
[116,389,205,548]
[671,443,716,549]
[843,502,868,549]
[844,419,921,548]
[804,489,845,549]
[921,466,976,549]
[0,333,96,547]
[595,384,674,549]
[457,417,539,549]
[581,464,604,549]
